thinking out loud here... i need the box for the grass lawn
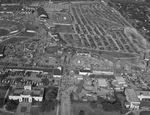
[0,89,7,98]
[30,106,56,115]
[0,37,30,45]
[73,101,121,115]
[20,106,27,112]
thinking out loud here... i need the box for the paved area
[60,84,74,115]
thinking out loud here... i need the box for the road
[60,85,73,115]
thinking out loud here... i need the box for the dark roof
[79,69,91,73]
[53,69,61,75]
[37,7,49,19]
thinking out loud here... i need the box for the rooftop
[125,89,140,103]
[10,85,44,97]
[135,91,150,96]
[115,77,126,83]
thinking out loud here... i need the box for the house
[9,85,44,102]
[37,7,49,19]
[125,89,140,109]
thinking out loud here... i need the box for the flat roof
[125,89,140,102]
[98,79,107,86]
[115,77,125,83]
[135,91,150,96]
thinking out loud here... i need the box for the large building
[9,85,44,102]
[125,89,140,110]
[5,66,63,77]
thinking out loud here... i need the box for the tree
[79,110,85,115]
[97,96,105,104]
[41,78,50,86]
[102,101,114,112]
[40,100,56,112]
[45,88,58,100]
[6,99,19,112]
[90,101,97,109]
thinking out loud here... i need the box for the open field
[0,37,31,45]
[72,101,121,115]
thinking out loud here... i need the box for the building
[115,76,127,87]
[98,79,107,87]
[93,70,114,75]
[125,89,140,109]
[79,69,92,76]
[5,66,62,77]
[135,91,150,101]
[9,85,44,102]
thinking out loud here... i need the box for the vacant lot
[73,101,121,115]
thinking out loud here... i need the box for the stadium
[0,19,25,39]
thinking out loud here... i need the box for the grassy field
[72,101,121,115]
[0,37,30,45]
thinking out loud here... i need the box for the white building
[9,85,44,102]
[136,91,150,101]
[98,79,107,87]
[79,69,92,76]
[125,89,140,110]
[115,76,127,87]
[93,71,114,75]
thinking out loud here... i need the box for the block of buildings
[125,89,140,109]
[9,85,44,102]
